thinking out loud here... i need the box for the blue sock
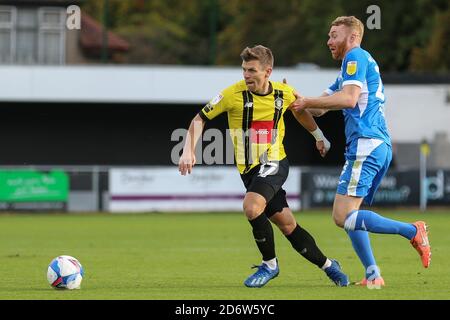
[346,230,380,279]
[344,210,416,240]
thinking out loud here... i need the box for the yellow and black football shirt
[199,80,296,174]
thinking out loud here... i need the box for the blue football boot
[244,263,279,288]
[324,259,350,287]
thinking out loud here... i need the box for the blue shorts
[336,138,392,205]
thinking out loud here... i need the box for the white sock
[263,258,278,270]
[321,258,332,270]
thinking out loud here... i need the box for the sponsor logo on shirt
[203,93,223,113]
[210,93,223,105]
[203,103,213,113]
[250,121,274,144]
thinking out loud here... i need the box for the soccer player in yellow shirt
[179,45,349,287]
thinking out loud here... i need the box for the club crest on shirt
[274,97,283,110]
[346,61,357,75]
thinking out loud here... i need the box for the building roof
[80,13,130,53]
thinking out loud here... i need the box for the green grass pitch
[0,209,448,300]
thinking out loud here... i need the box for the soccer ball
[47,255,84,289]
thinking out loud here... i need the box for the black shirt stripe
[272,89,283,144]
[242,90,254,173]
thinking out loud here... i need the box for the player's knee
[333,215,345,228]
[273,218,296,235]
[270,209,296,235]
[280,221,296,235]
[243,202,265,220]
[332,209,346,228]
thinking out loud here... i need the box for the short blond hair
[331,16,364,40]
[240,45,274,68]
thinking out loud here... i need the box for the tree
[80,0,449,72]
[410,9,450,72]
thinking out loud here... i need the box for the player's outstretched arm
[282,78,327,117]
[179,114,205,175]
[308,92,331,117]
[291,85,361,112]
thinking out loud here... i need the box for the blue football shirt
[326,47,391,146]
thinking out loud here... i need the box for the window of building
[0,6,65,65]
[0,6,15,64]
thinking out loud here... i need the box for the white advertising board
[109,166,301,212]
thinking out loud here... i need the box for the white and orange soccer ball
[47,255,84,289]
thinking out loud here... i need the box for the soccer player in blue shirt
[290,16,431,286]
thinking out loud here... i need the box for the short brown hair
[240,45,274,68]
[331,16,364,40]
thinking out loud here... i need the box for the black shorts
[240,157,289,217]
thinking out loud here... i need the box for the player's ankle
[321,258,332,270]
[263,258,278,270]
